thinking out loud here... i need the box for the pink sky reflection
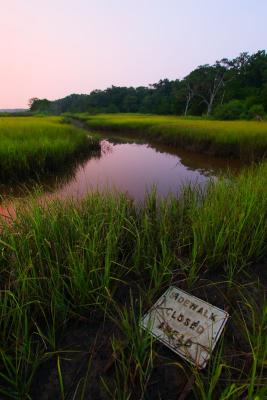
[51,141,208,202]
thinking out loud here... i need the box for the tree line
[29,50,267,119]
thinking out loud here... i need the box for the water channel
[0,134,243,218]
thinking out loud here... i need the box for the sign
[140,286,229,369]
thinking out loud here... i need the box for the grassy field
[0,116,100,182]
[0,163,266,399]
[67,113,267,161]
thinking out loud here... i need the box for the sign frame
[140,286,229,369]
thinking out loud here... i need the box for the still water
[0,135,242,217]
[48,136,241,202]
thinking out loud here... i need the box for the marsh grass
[0,164,266,398]
[68,113,267,161]
[190,281,267,400]
[0,116,100,182]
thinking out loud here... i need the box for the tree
[28,97,39,110]
[123,94,138,112]
[180,80,195,116]
[28,98,51,112]
[26,50,267,118]
[185,63,227,115]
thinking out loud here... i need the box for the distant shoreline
[0,108,27,113]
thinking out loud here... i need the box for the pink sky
[1,0,266,108]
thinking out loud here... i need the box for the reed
[68,113,267,161]
[0,163,266,398]
[0,116,100,181]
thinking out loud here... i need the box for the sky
[0,0,266,108]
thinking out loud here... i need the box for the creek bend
[0,135,242,216]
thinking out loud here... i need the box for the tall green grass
[68,113,267,161]
[0,116,99,181]
[0,163,266,398]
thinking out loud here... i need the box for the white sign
[140,286,229,369]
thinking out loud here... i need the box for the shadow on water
[0,134,245,219]
[48,134,243,202]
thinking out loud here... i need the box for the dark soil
[31,314,117,400]
[30,262,267,400]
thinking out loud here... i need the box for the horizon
[1,0,267,108]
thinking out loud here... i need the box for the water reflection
[48,138,242,202]
[0,136,243,207]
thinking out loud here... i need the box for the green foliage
[71,113,267,161]
[214,100,247,120]
[0,163,267,397]
[188,164,267,279]
[248,104,265,119]
[29,98,51,113]
[0,116,100,181]
[214,101,266,121]
[29,50,267,119]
